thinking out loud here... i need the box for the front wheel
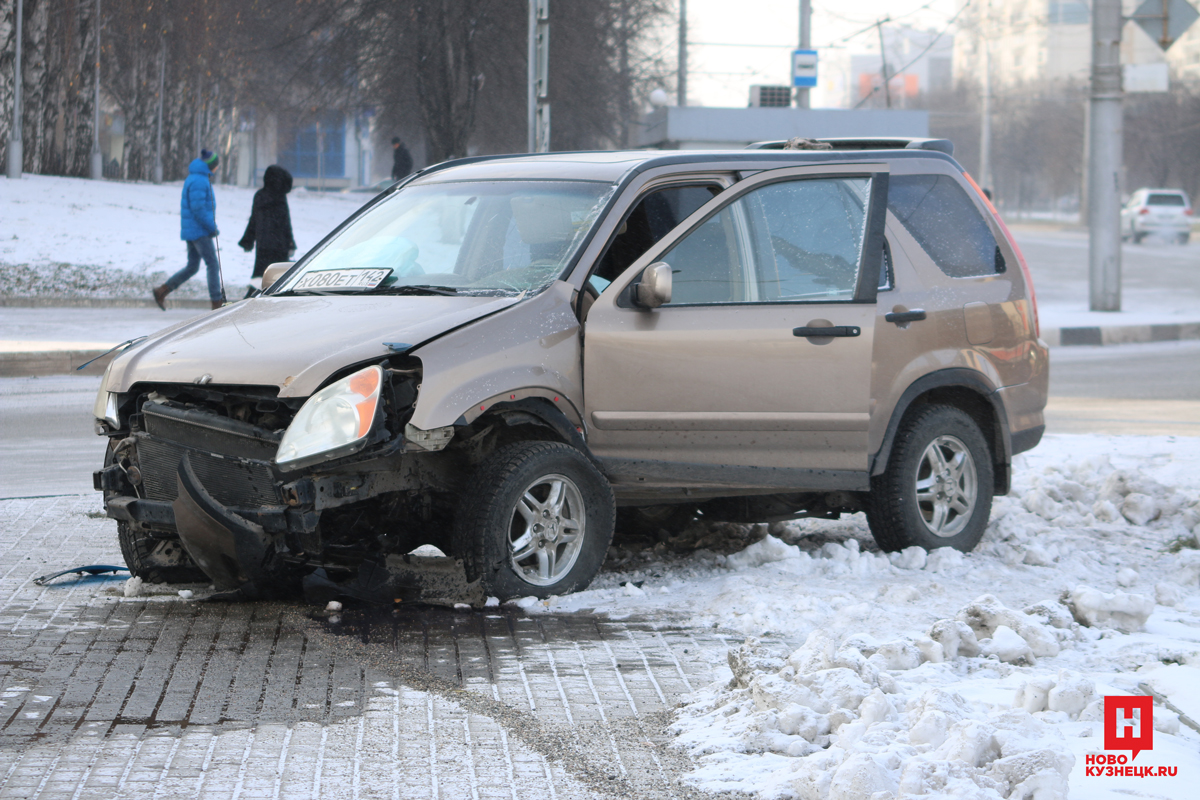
[866,405,994,553]
[453,441,615,599]
[118,523,209,584]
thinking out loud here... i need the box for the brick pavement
[0,497,741,799]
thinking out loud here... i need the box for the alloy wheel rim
[508,473,586,586]
[914,435,977,538]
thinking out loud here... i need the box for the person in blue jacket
[153,149,225,310]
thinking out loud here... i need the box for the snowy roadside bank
[527,434,1200,799]
[2,174,369,299]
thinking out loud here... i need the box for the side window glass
[748,178,869,302]
[888,174,1005,277]
[591,184,719,289]
[659,206,748,304]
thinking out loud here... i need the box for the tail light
[1186,208,1194,216]
[961,172,1039,338]
[1139,208,1150,215]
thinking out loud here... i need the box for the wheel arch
[871,369,1012,496]
[456,394,605,475]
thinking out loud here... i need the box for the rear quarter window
[888,174,1005,278]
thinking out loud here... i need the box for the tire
[866,404,994,553]
[453,441,615,599]
[118,522,209,584]
[1179,233,1191,245]
[1132,231,1145,244]
[616,504,698,539]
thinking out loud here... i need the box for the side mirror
[633,262,672,309]
[261,262,294,292]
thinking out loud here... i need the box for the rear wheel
[454,441,615,599]
[118,523,209,584]
[1179,232,1191,245]
[1132,231,1146,244]
[866,404,994,553]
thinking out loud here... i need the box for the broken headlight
[276,365,382,469]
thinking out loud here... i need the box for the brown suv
[93,138,1048,602]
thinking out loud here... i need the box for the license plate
[292,268,393,291]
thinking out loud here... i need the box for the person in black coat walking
[239,164,297,280]
[391,137,413,181]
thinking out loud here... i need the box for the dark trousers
[167,236,223,302]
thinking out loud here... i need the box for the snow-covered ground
[2,173,370,298]
[528,433,1200,799]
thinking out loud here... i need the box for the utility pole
[6,0,23,179]
[527,0,550,152]
[154,35,165,184]
[876,19,892,109]
[1088,0,1123,311]
[678,0,688,107]
[90,0,104,180]
[796,0,811,108]
[979,1,992,191]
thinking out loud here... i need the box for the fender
[871,368,1012,495]
[459,395,603,474]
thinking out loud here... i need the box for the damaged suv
[93,139,1048,602]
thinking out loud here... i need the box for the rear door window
[888,174,1005,277]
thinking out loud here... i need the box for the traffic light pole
[1088,0,1123,311]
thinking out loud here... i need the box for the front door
[583,164,889,489]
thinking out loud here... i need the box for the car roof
[408,146,961,186]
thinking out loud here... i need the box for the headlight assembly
[93,363,121,430]
[276,365,383,468]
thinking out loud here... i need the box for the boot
[211,299,223,311]
[152,284,170,310]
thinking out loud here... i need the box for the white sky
[679,0,963,107]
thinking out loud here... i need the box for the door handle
[885,309,927,324]
[792,326,861,337]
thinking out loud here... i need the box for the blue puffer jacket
[180,158,218,241]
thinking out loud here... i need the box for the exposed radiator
[138,436,280,508]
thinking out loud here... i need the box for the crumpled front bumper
[172,453,278,592]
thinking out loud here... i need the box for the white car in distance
[1121,188,1193,244]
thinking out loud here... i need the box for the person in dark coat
[391,137,413,181]
[153,149,224,310]
[239,164,297,280]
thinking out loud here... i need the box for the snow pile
[529,435,1200,798]
[1,174,369,298]
[672,623,1077,800]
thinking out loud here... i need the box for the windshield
[275,180,614,297]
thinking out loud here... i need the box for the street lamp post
[6,0,23,179]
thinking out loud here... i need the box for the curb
[0,296,213,309]
[0,349,115,377]
[1041,322,1200,347]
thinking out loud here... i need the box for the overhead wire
[852,1,969,109]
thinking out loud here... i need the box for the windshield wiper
[366,284,461,296]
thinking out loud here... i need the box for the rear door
[582,164,890,488]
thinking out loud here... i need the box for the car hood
[107,294,520,397]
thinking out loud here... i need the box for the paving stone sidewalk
[0,496,739,799]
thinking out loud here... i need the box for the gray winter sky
[681,0,961,107]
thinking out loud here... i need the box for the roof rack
[745,137,954,156]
